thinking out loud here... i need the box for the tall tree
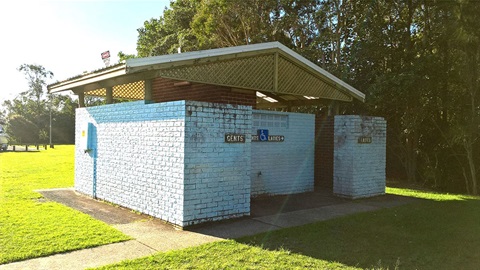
[137,0,201,56]
[16,64,54,137]
[4,64,76,144]
[18,64,53,106]
[449,0,480,194]
[133,0,480,195]
[191,0,287,48]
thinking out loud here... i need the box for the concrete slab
[251,190,349,217]
[37,188,147,224]
[190,218,282,239]
[113,220,221,252]
[253,202,380,228]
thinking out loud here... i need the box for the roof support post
[78,92,85,108]
[106,87,113,104]
[144,79,152,102]
[328,101,339,116]
[273,52,279,92]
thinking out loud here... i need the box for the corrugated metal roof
[47,42,365,103]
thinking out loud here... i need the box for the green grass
[239,192,480,269]
[387,186,479,201]
[97,188,480,270]
[0,146,130,264]
[3,146,480,269]
[95,240,355,270]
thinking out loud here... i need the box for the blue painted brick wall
[251,110,315,196]
[183,101,252,226]
[75,101,186,226]
[76,100,253,227]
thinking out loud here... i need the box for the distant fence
[10,144,51,151]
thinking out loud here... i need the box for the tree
[50,94,77,144]
[18,64,53,116]
[137,0,202,56]
[3,64,76,144]
[133,0,480,195]
[6,114,40,144]
[0,107,6,125]
[9,64,54,143]
[117,51,136,62]
[191,0,288,48]
[448,0,480,195]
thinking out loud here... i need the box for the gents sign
[225,134,245,143]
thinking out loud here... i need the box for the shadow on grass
[236,198,480,270]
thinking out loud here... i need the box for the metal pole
[49,95,53,148]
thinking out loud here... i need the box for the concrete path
[0,189,419,270]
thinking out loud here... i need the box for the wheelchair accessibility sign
[258,129,269,141]
[252,129,285,142]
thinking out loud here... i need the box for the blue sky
[0,0,170,105]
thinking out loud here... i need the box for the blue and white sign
[258,129,269,141]
[252,129,285,142]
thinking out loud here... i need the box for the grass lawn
[0,145,130,264]
[3,145,479,269]
[95,240,354,270]
[96,188,480,270]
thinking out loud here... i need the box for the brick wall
[314,115,334,189]
[75,100,252,227]
[74,98,318,226]
[251,110,315,196]
[333,115,387,198]
[75,100,187,226]
[152,77,256,107]
[183,101,252,226]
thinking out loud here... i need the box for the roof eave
[125,42,282,69]
[47,64,127,94]
[125,42,365,103]
[272,43,365,102]
[125,48,280,75]
[46,42,365,103]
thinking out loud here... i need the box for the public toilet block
[48,42,385,227]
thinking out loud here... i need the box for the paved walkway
[0,189,418,270]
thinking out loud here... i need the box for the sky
[0,0,170,105]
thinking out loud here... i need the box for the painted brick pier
[333,115,387,198]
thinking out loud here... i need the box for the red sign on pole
[101,51,110,60]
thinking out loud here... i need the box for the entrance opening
[314,114,334,190]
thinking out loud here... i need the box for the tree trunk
[405,132,418,183]
[465,141,477,195]
[462,166,471,195]
[464,44,479,195]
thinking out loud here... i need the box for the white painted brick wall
[75,100,186,226]
[75,100,316,227]
[333,115,386,198]
[183,101,252,226]
[251,110,315,196]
